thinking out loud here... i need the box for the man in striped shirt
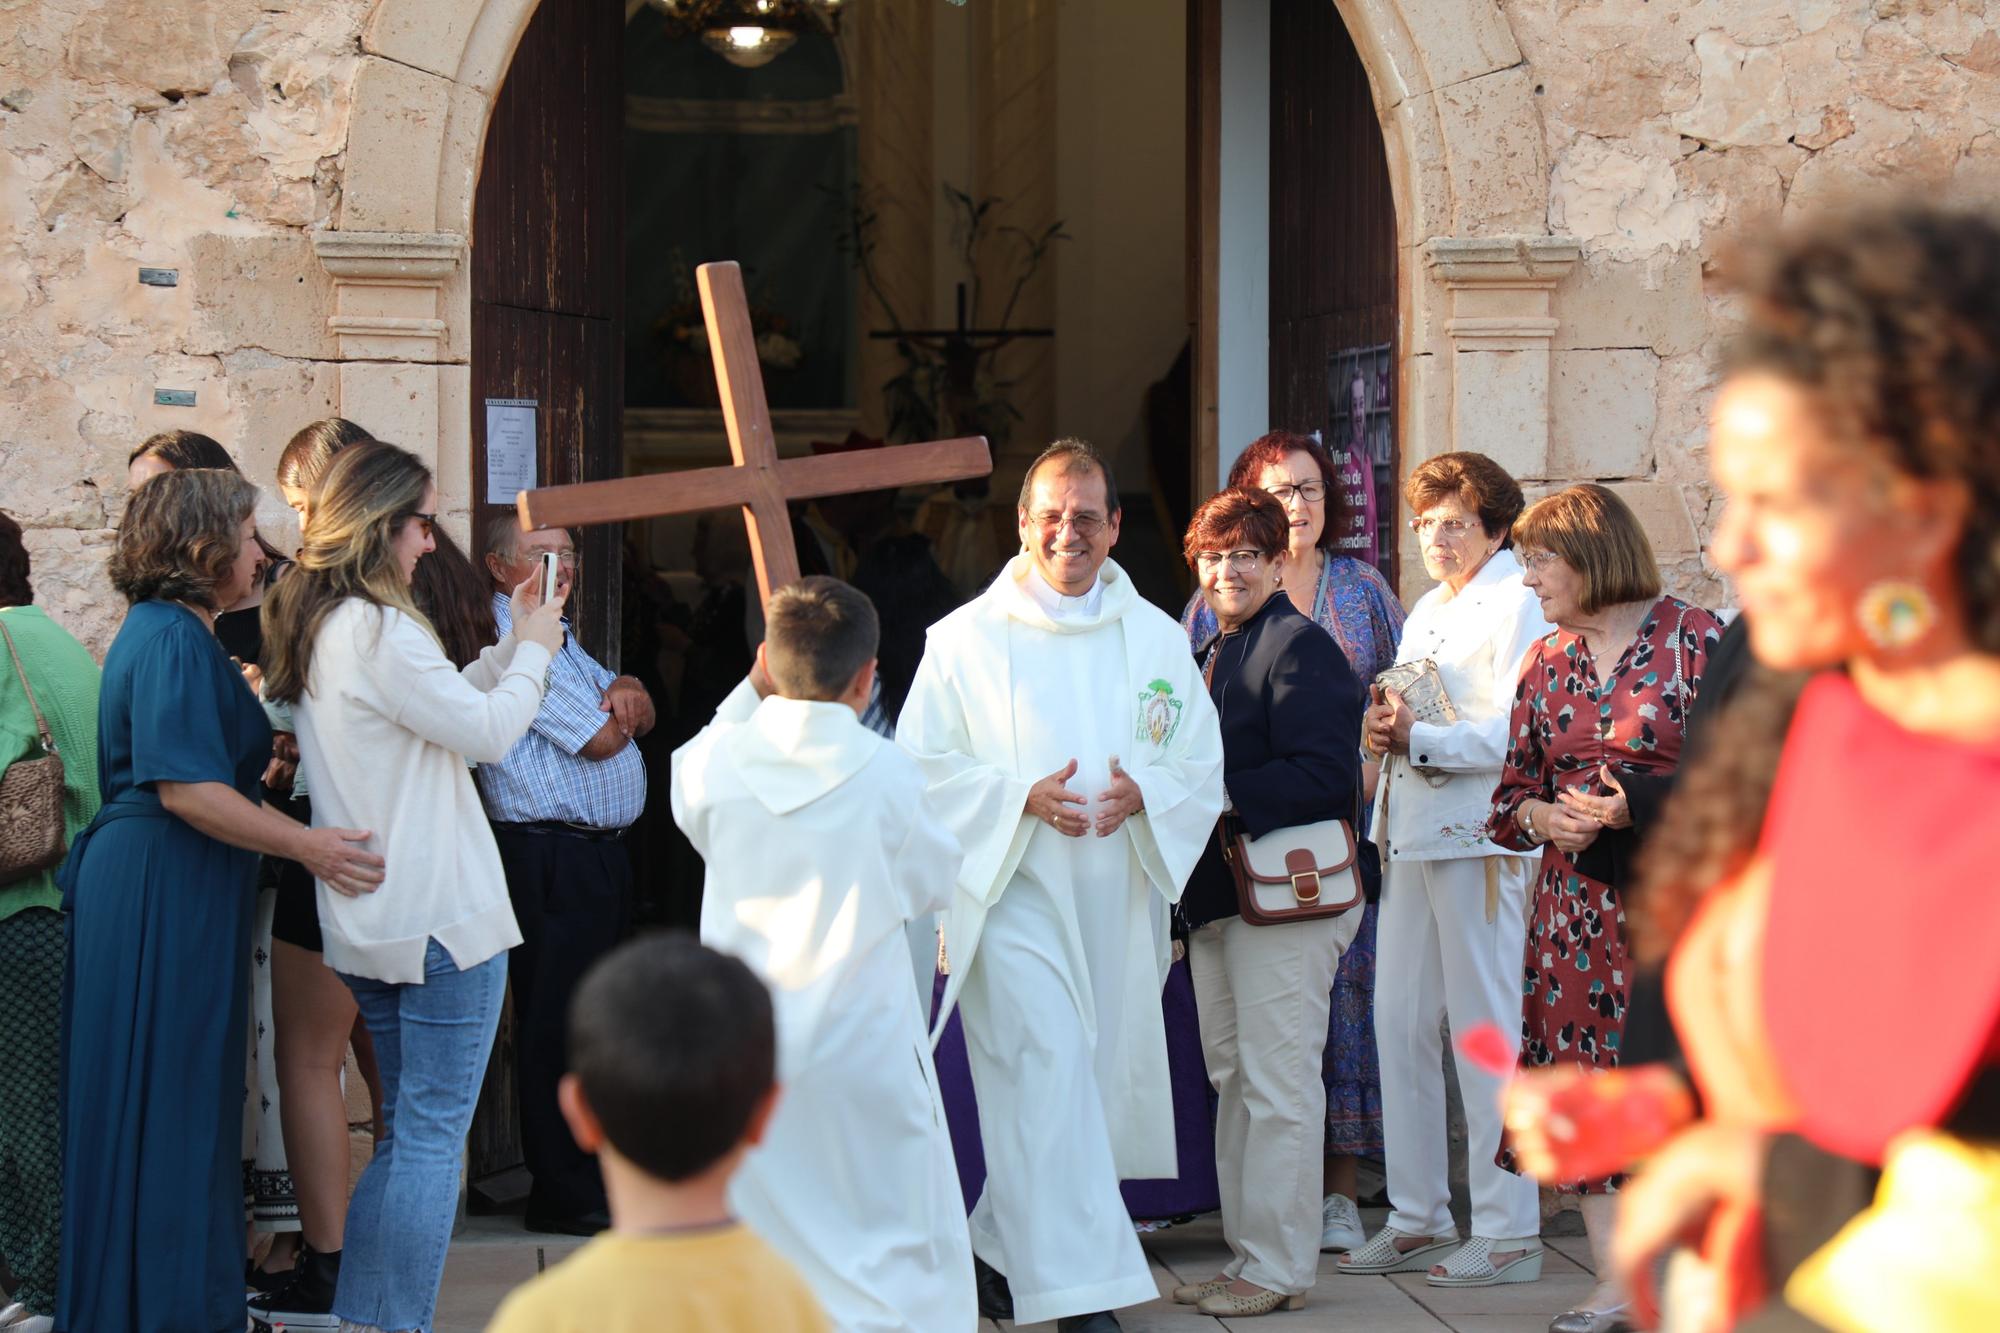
[479,518,653,1236]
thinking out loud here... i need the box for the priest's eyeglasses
[1029,510,1109,538]
[1265,481,1326,504]
[1194,549,1271,572]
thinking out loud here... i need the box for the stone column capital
[1421,236,1582,482]
[1422,236,1581,291]
[311,229,466,361]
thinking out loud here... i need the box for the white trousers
[1189,910,1355,1295]
[1373,855,1541,1240]
[958,878,1158,1325]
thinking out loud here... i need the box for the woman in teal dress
[56,469,383,1333]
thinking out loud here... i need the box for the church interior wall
[1050,0,1188,510]
[6,0,2000,658]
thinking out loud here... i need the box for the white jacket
[1368,549,1552,863]
[293,599,547,983]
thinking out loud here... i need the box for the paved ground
[433,1204,1592,1332]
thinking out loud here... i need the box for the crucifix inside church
[519,262,994,607]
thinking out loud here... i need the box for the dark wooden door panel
[470,301,621,657]
[466,0,624,1186]
[471,0,624,319]
[1269,0,1397,579]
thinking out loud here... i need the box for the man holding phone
[480,519,655,1235]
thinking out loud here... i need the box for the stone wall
[1506,0,2000,608]
[1,0,372,655]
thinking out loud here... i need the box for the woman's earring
[1857,579,1938,651]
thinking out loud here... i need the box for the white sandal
[1337,1227,1460,1274]
[1424,1235,1544,1287]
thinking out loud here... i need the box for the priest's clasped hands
[1027,757,1145,838]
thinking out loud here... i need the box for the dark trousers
[492,826,631,1218]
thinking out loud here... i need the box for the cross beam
[517,260,992,606]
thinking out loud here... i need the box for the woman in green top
[0,510,101,1333]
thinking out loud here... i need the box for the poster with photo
[1324,342,1395,579]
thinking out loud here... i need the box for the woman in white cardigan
[261,440,564,1333]
[1337,452,1553,1290]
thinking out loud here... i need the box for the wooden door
[465,0,623,1187]
[471,0,625,663]
[1268,0,1398,580]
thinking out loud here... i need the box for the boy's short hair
[567,933,775,1183]
[763,575,880,701]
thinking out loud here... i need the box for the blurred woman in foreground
[1505,206,2000,1333]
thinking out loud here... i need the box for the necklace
[169,598,217,632]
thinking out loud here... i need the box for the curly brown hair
[1224,431,1348,549]
[1724,206,2000,652]
[1632,204,2000,959]
[108,468,259,608]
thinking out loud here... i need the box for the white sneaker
[1319,1192,1367,1251]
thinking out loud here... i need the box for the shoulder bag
[0,619,68,884]
[1222,813,1365,925]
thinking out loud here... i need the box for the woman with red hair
[1171,486,1364,1318]
[1182,431,1404,1250]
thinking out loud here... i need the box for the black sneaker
[246,1247,341,1330]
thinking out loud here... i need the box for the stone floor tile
[1444,1316,1568,1332]
[1388,1267,1595,1315]
[1544,1236,1595,1273]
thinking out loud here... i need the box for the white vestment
[671,680,976,1333]
[898,556,1224,1324]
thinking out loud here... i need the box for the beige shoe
[1195,1285,1305,1317]
[1170,1275,1230,1305]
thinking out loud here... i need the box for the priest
[671,577,976,1332]
[899,440,1225,1333]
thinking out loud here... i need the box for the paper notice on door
[485,398,537,505]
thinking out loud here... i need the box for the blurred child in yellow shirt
[485,935,828,1333]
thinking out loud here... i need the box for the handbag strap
[0,618,55,754]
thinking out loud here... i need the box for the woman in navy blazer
[1172,487,1364,1319]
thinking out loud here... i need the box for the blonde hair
[261,441,437,703]
[1512,483,1662,614]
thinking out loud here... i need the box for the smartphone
[539,550,560,604]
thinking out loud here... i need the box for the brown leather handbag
[0,619,68,885]
[1222,814,1365,926]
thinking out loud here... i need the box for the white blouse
[292,599,550,983]
[1368,548,1552,863]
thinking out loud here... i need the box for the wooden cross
[517,261,993,606]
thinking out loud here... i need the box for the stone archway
[322,0,1574,546]
[1328,0,1580,518]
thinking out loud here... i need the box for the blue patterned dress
[1184,552,1405,1155]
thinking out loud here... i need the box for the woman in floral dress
[1183,430,1404,1249]
[1488,484,1722,1332]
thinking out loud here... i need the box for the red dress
[1489,596,1723,1191]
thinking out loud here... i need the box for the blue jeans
[336,940,507,1333]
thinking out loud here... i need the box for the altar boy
[670,577,975,1333]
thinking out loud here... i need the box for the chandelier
[645,0,845,69]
